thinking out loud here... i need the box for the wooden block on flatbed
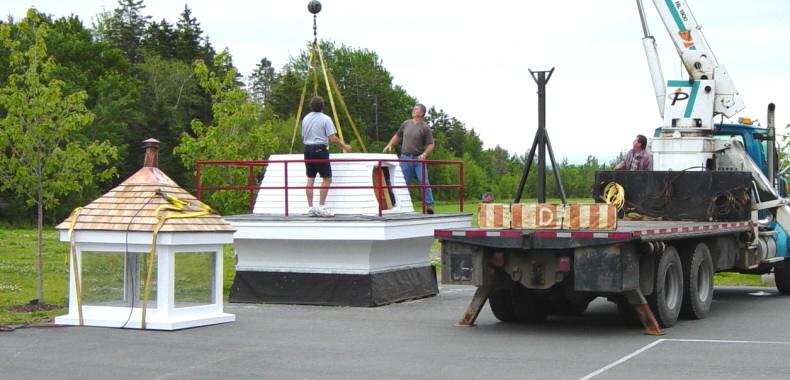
[511,203,562,229]
[477,203,511,229]
[563,204,617,230]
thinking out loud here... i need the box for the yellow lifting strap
[290,49,316,153]
[316,43,345,143]
[327,69,367,152]
[603,182,625,210]
[140,190,213,329]
[290,42,369,153]
[66,207,84,326]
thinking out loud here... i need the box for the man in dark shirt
[615,134,653,171]
[383,103,435,214]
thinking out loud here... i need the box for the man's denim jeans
[400,154,434,206]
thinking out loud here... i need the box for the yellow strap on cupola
[140,190,214,329]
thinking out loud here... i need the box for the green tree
[0,10,117,303]
[44,12,139,193]
[249,57,275,106]
[174,50,278,214]
[461,152,487,201]
[134,54,197,182]
[268,67,304,120]
[142,19,176,59]
[268,41,415,146]
[174,4,204,63]
[101,0,151,63]
[426,107,467,157]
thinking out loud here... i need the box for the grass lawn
[0,220,773,328]
[0,228,69,327]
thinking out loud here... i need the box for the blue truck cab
[653,123,786,196]
[654,123,789,258]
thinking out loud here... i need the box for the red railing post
[459,161,464,212]
[248,165,255,212]
[284,161,289,216]
[377,160,383,217]
[195,162,202,200]
[421,159,427,214]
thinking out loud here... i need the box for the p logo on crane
[670,88,689,106]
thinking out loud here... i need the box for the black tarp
[594,171,752,221]
[230,266,439,307]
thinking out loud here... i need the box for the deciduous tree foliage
[267,41,416,148]
[0,10,117,302]
[175,51,278,214]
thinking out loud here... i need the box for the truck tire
[488,287,518,322]
[647,246,683,328]
[775,262,790,295]
[680,242,714,319]
[512,284,549,323]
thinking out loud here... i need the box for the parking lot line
[663,338,790,345]
[580,338,790,379]
[579,339,665,380]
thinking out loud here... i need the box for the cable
[610,167,750,222]
[119,194,155,329]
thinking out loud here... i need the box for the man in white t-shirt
[302,96,352,217]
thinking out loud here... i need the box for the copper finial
[143,138,160,168]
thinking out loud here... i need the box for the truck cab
[654,123,787,197]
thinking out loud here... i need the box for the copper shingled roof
[57,139,234,233]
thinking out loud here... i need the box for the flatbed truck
[436,0,790,334]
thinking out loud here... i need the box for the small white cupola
[55,138,235,330]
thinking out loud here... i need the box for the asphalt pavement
[1,286,789,379]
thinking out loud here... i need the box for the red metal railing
[195,158,464,216]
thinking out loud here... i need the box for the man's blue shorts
[304,144,331,178]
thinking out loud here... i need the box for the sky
[7,0,790,163]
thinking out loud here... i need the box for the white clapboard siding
[253,153,416,215]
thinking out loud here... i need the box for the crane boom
[653,0,716,78]
[639,0,745,126]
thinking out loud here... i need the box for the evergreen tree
[142,19,176,59]
[174,4,203,63]
[249,57,274,106]
[103,0,150,63]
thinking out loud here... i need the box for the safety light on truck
[558,256,571,272]
[492,252,506,267]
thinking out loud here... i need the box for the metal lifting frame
[513,68,567,204]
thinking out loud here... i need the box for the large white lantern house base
[227,153,471,306]
[55,139,235,330]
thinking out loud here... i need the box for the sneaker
[317,206,334,217]
[306,206,319,216]
[426,207,435,215]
